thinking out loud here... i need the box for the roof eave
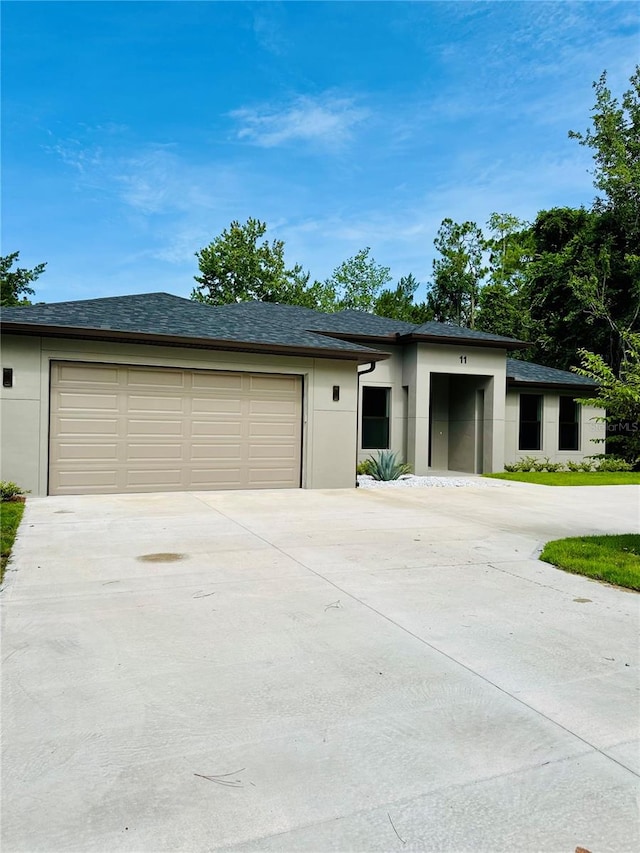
[397,332,531,350]
[506,378,598,392]
[309,329,402,346]
[1,323,390,364]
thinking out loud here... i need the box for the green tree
[373,274,432,323]
[566,67,640,366]
[1,252,46,307]
[476,283,529,343]
[525,207,638,372]
[569,66,640,245]
[326,247,392,313]
[484,213,532,289]
[477,213,533,342]
[192,218,335,309]
[427,219,486,328]
[574,331,640,465]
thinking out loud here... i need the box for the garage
[48,361,303,495]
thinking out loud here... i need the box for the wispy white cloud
[251,3,288,56]
[230,93,369,148]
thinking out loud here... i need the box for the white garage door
[49,362,303,495]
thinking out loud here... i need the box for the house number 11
[459,355,467,364]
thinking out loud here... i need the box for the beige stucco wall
[403,343,507,474]
[357,346,406,466]
[358,343,507,475]
[504,387,606,466]
[446,374,494,474]
[0,334,360,494]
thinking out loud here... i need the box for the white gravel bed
[357,474,491,488]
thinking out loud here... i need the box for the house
[0,293,604,496]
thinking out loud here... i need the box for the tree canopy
[428,219,486,328]
[1,252,46,307]
[324,247,392,313]
[192,218,310,306]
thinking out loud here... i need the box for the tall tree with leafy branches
[325,247,392,313]
[373,274,432,323]
[1,252,46,307]
[192,218,334,309]
[565,67,640,363]
[427,219,486,328]
[477,213,533,342]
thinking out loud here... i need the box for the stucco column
[403,345,430,474]
[489,372,506,472]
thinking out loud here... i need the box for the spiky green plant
[366,451,411,481]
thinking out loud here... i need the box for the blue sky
[3,1,639,305]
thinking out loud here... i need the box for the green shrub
[505,456,560,473]
[541,459,565,473]
[566,460,594,472]
[356,459,373,476]
[365,450,411,481]
[0,482,29,502]
[592,456,634,472]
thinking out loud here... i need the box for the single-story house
[0,292,604,495]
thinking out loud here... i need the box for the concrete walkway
[2,480,639,852]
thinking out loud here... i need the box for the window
[362,386,390,449]
[519,394,542,450]
[559,397,580,451]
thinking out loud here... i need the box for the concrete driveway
[2,480,639,852]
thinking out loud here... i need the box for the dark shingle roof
[308,309,416,337]
[507,358,597,389]
[2,291,531,356]
[1,294,386,361]
[409,321,528,347]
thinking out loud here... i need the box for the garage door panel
[249,444,297,459]
[190,468,243,487]
[191,398,243,414]
[189,444,243,461]
[125,369,185,388]
[190,419,243,437]
[56,365,119,385]
[126,395,184,413]
[49,363,302,495]
[55,470,119,489]
[56,443,119,461]
[125,444,183,461]
[192,373,243,391]
[53,417,120,436]
[247,467,299,487]
[125,469,184,487]
[249,374,299,393]
[56,392,119,411]
[249,421,297,437]
[126,419,185,436]
[249,399,299,416]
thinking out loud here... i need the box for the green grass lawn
[540,534,640,591]
[1,501,25,583]
[484,471,640,486]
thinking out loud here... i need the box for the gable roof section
[1,293,388,363]
[506,358,598,390]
